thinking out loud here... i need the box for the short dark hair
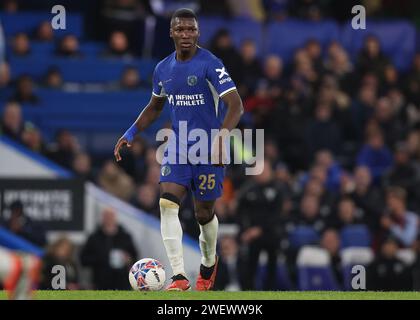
[171,8,197,23]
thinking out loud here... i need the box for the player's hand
[114,137,131,162]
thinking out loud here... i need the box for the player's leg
[0,247,23,299]
[0,247,41,300]
[192,165,225,291]
[159,163,191,290]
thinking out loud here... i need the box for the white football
[129,258,166,291]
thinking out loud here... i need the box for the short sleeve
[152,65,166,97]
[206,56,237,98]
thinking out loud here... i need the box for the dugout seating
[339,225,372,249]
[288,226,320,249]
[297,246,340,291]
[255,253,293,290]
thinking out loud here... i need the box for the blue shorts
[160,163,225,201]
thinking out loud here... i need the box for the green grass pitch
[1,290,420,300]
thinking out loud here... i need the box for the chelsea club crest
[161,165,171,176]
[187,75,197,86]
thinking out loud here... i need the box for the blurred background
[1,0,420,292]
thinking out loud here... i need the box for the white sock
[160,198,186,277]
[199,215,219,267]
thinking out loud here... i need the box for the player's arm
[220,89,244,131]
[114,95,166,162]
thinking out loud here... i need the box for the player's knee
[159,193,180,210]
[195,207,214,225]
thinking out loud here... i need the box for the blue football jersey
[152,47,237,164]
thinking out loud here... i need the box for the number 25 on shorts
[198,174,216,190]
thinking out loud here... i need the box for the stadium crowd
[1,0,420,291]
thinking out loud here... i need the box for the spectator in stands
[244,79,275,127]
[97,160,135,201]
[3,200,46,247]
[295,193,326,233]
[405,53,420,107]
[0,101,23,141]
[131,183,160,217]
[304,39,323,74]
[10,75,39,104]
[46,129,80,169]
[2,0,18,12]
[11,32,31,56]
[313,150,343,192]
[324,41,354,94]
[368,237,413,290]
[384,142,420,210]
[348,166,384,230]
[356,127,393,184]
[56,34,82,58]
[351,83,377,140]
[0,17,9,88]
[406,129,420,163]
[114,66,148,90]
[72,152,94,181]
[261,54,284,102]
[34,21,54,42]
[40,236,80,290]
[382,63,400,93]
[208,28,241,82]
[80,207,138,290]
[320,229,343,286]
[99,0,149,54]
[237,160,286,290]
[291,48,318,98]
[305,102,342,159]
[43,67,63,89]
[237,39,262,98]
[102,31,135,59]
[214,234,247,291]
[374,97,405,147]
[380,187,419,248]
[21,122,48,155]
[328,196,365,230]
[357,35,390,79]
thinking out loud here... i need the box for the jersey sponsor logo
[187,75,198,86]
[215,67,232,85]
[215,67,229,79]
[167,94,205,106]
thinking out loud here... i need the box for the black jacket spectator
[80,208,138,290]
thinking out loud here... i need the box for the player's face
[170,18,199,53]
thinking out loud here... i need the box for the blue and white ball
[129,258,166,291]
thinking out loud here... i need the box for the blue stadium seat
[227,18,264,56]
[197,16,226,48]
[340,225,371,249]
[0,12,83,38]
[297,246,340,291]
[9,56,158,82]
[288,226,320,249]
[255,261,293,291]
[266,19,340,63]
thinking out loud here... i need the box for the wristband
[122,123,138,143]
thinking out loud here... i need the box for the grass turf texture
[1,290,420,300]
